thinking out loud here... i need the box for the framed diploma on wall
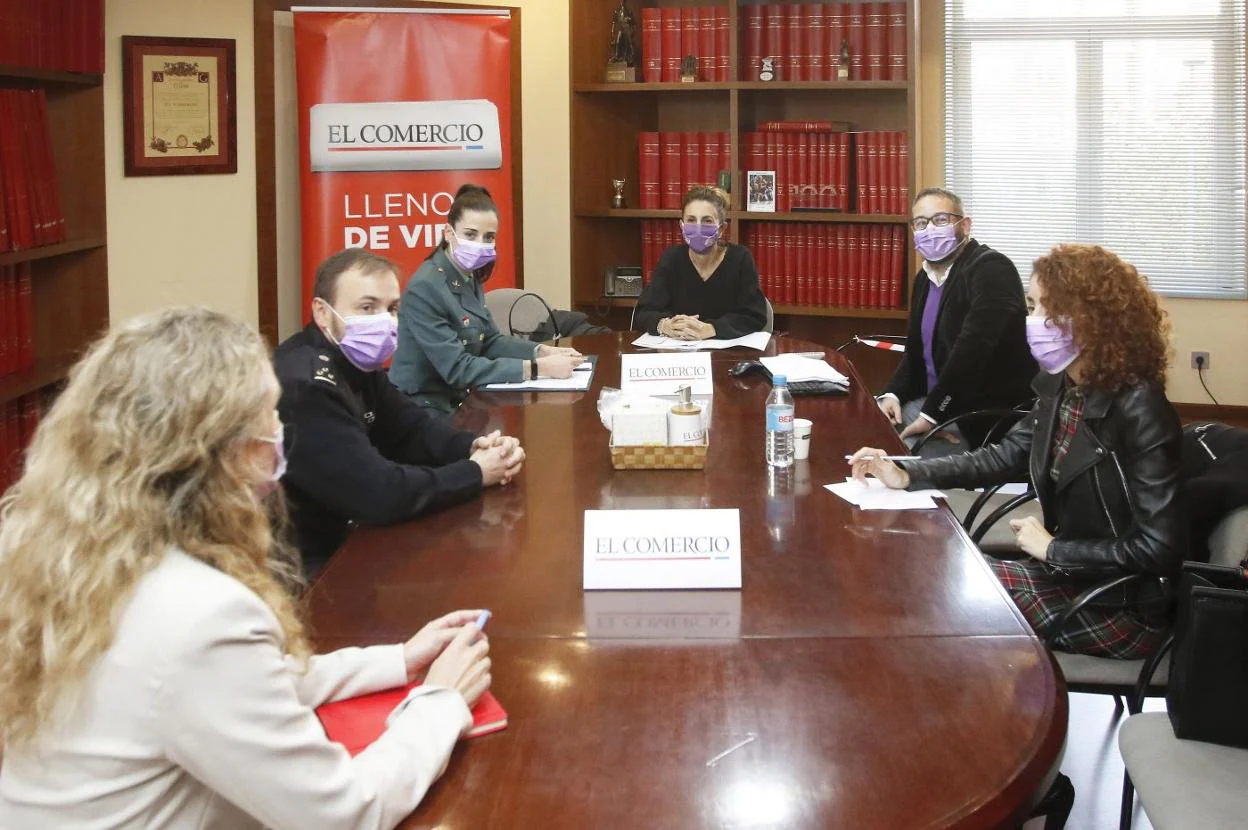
[122,36,237,176]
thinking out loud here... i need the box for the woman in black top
[633,186,768,340]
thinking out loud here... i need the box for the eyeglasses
[910,212,964,231]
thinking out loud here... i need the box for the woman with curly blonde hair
[0,308,491,829]
[851,243,1185,660]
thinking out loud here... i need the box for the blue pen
[475,609,491,630]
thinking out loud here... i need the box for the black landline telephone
[728,360,849,397]
[604,266,644,298]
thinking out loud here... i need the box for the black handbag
[1166,562,1248,747]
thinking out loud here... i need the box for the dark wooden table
[307,333,1066,829]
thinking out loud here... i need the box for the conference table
[306,333,1066,829]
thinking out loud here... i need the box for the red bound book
[682,130,701,196]
[889,224,905,307]
[5,93,34,250]
[317,685,508,756]
[838,134,851,212]
[764,132,778,184]
[660,133,683,210]
[851,225,865,307]
[897,131,910,213]
[743,5,763,81]
[661,9,681,83]
[794,224,805,305]
[26,91,51,247]
[698,8,715,82]
[782,225,795,304]
[783,135,797,213]
[852,133,867,214]
[0,139,8,253]
[786,3,803,82]
[641,9,662,83]
[715,9,730,82]
[682,8,700,80]
[639,132,661,210]
[92,0,106,73]
[17,263,31,370]
[887,1,907,81]
[769,226,782,298]
[804,224,815,306]
[884,131,899,215]
[35,90,62,242]
[848,3,865,81]
[745,132,762,177]
[798,133,812,210]
[641,221,652,285]
[869,224,884,308]
[820,225,832,306]
[809,3,827,82]
[869,132,884,214]
[702,131,721,189]
[1,266,13,375]
[815,135,829,210]
[763,4,784,81]
[718,131,729,188]
[827,3,847,80]
[866,2,886,81]
[834,225,848,307]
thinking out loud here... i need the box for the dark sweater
[883,239,1037,445]
[633,243,768,339]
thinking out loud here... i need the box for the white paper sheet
[480,372,594,391]
[631,331,772,351]
[824,477,945,511]
[760,354,850,384]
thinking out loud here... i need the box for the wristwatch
[530,357,539,379]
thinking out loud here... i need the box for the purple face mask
[913,223,963,263]
[327,306,397,372]
[682,222,721,254]
[1026,315,1082,374]
[449,231,497,272]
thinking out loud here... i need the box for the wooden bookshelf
[569,0,918,369]
[0,67,108,407]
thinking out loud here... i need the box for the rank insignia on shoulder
[313,365,337,386]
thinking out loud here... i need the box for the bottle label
[766,408,794,432]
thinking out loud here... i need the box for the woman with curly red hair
[850,243,1184,660]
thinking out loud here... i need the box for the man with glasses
[877,187,1036,455]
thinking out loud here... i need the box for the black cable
[1198,365,1221,406]
[510,291,562,344]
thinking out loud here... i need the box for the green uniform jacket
[390,247,539,412]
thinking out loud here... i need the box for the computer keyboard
[787,380,850,396]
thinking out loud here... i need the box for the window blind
[945,0,1247,298]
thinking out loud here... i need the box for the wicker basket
[609,439,708,470]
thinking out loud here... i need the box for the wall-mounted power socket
[1191,351,1211,370]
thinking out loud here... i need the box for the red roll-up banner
[293,7,517,320]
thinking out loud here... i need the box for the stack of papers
[631,332,772,351]
[480,362,594,391]
[825,477,945,511]
[759,354,850,385]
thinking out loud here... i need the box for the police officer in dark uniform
[274,248,525,577]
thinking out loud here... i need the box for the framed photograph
[122,36,237,176]
[746,171,776,213]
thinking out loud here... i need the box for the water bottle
[765,375,795,467]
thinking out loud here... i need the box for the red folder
[661,8,681,83]
[809,4,827,82]
[639,131,661,210]
[317,685,508,756]
[660,132,682,210]
[763,4,784,81]
[743,5,763,81]
[866,2,886,81]
[698,7,715,82]
[641,8,662,83]
[715,9,730,82]
[887,1,908,81]
[848,3,865,81]
[786,3,803,82]
[682,8,700,80]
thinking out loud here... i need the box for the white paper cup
[793,418,813,460]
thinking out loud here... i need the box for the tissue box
[611,409,668,447]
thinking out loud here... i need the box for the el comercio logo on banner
[309,100,503,173]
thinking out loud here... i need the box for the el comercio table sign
[122,36,237,176]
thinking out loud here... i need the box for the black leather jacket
[903,372,1186,583]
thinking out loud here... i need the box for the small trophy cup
[759,56,776,82]
[837,40,851,81]
[611,179,626,209]
[604,0,638,83]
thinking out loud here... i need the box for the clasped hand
[470,429,525,487]
[660,315,715,341]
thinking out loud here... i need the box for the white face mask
[253,424,287,489]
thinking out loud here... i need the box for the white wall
[104,0,259,325]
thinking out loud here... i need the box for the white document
[825,477,945,511]
[620,352,714,396]
[760,354,850,384]
[583,509,742,590]
[480,372,594,391]
[632,331,772,351]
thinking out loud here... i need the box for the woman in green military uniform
[391,184,583,412]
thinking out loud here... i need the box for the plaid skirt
[988,557,1168,660]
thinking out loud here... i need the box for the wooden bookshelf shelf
[0,65,102,88]
[576,208,681,220]
[573,81,908,94]
[771,305,908,320]
[734,212,907,224]
[0,237,107,267]
[0,355,75,405]
[573,82,734,93]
